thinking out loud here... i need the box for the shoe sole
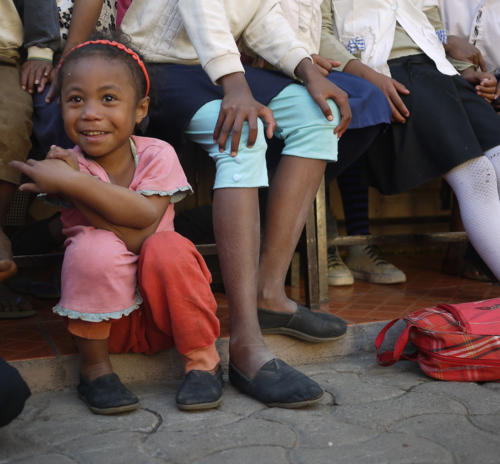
[350,270,406,284]
[264,390,324,408]
[176,397,222,411]
[261,327,346,343]
[79,393,140,415]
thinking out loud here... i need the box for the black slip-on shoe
[77,373,139,415]
[257,305,347,342]
[229,358,323,408]
[176,365,224,411]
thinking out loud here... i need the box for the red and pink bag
[375,298,500,381]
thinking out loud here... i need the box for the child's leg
[337,161,406,284]
[57,228,140,414]
[185,101,274,379]
[136,231,222,410]
[444,155,500,280]
[185,102,324,408]
[257,84,345,332]
[68,321,112,380]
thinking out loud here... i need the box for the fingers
[334,104,351,138]
[215,109,236,155]
[45,79,58,103]
[230,113,245,156]
[20,65,29,92]
[18,183,42,194]
[9,160,32,178]
[327,59,342,69]
[47,145,68,159]
[391,79,410,95]
[259,106,276,139]
[245,110,258,149]
[329,93,351,138]
[312,55,335,76]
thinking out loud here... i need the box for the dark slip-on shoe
[78,373,139,415]
[258,305,347,342]
[229,358,323,408]
[176,365,224,411]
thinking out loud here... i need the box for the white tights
[444,145,500,280]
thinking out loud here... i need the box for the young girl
[320,0,500,283]
[11,39,223,414]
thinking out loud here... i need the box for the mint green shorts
[185,83,340,189]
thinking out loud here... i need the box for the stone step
[12,320,401,393]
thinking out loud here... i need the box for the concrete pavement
[2,352,500,464]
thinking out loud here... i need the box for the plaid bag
[375,298,500,381]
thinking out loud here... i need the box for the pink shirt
[61,135,192,235]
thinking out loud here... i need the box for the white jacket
[331,0,458,76]
[120,0,311,84]
[440,0,500,75]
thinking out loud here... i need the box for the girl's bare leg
[258,157,326,312]
[212,187,274,379]
[74,336,113,381]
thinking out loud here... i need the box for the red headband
[57,39,150,96]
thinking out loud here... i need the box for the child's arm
[10,156,170,253]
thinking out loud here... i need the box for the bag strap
[375,318,412,366]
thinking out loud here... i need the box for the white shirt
[121,0,311,83]
[331,0,458,76]
[440,0,500,74]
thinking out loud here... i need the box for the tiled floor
[1,251,499,362]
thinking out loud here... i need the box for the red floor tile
[0,318,57,361]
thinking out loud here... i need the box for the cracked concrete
[2,353,500,464]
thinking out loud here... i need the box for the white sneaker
[345,245,406,284]
[327,247,354,286]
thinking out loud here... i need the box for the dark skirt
[146,64,391,150]
[362,54,500,195]
[326,70,390,129]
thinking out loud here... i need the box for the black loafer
[77,373,139,415]
[229,358,323,408]
[258,305,347,342]
[176,365,224,411]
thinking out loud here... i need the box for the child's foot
[176,365,224,411]
[78,373,139,415]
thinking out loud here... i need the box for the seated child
[320,0,500,283]
[11,38,223,414]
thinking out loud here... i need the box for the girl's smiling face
[60,54,149,165]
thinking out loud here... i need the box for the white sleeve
[242,0,311,78]
[178,0,244,84]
